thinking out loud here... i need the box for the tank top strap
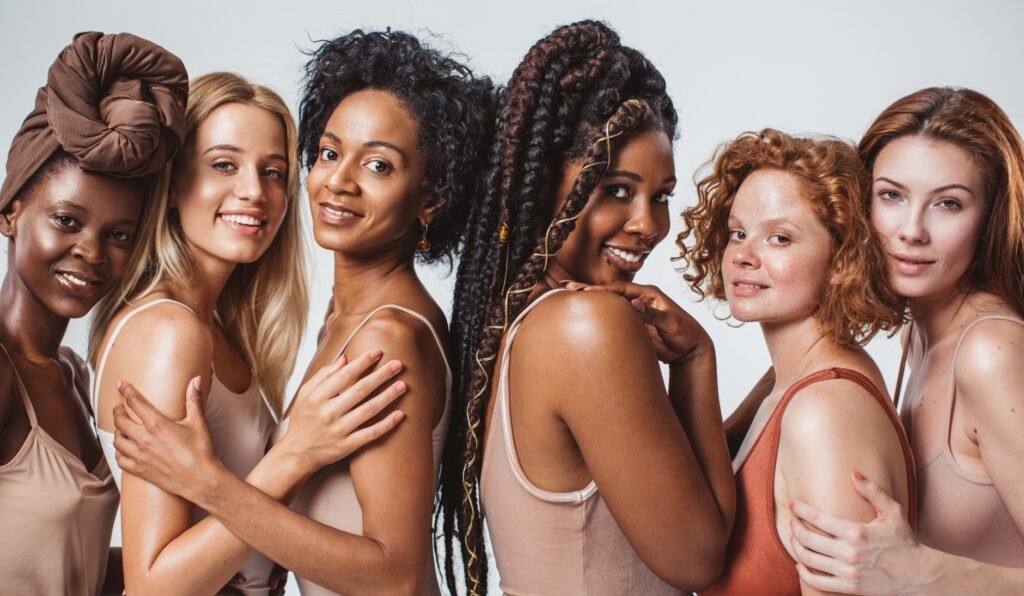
[92,298,197,414]
[943,315,1024,456]
[0,340,37,427]
[767,366,917,528]
[334,304,452,382]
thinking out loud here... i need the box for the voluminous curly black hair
[298,29,497,263]
[438,19,677,595]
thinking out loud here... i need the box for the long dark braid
[438,20,677,595]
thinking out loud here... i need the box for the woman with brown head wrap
[0,31,187,595]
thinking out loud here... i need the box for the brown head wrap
[0,31,188,212]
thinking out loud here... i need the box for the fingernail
[191,377,201,391]
[631,298,646,313]
[116,380,123,390]
[371,349,383,359]
[853,470,865,481]
[389,360,403,373]
[394,411,405,422]
[394,380,407,393]
[558,279,570,286]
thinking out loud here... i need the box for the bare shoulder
[345,308,446,365]
[517,289,648,356]
[109,300,212,360]
[955,316,1024,412]
[781,376,895,451]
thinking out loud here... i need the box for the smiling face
[722,168,833,325]
[552,128,676,284]
[869,135,987,301]
[171,102,289,268]
[1,165,142,318]
[306,89,432,258]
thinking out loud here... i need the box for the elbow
[654,526,730,591]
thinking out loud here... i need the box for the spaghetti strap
[0,341,37,427]
[334,304,451,383]
[943,315,1024,458]
[92,298,197,414]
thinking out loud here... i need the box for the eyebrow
[604,170,677,185]
[876,176,973,195]
[321,132,407,160]
[203,143,286,163]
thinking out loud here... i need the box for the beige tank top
[480,289,683,595]
[92,298,278,595]
[909,315,1024,566]
[271,304,452,596]
[0,341,119,596]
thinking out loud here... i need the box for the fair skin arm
[517,291,733,590]
[115,316,441,595]
[790,321,1024,595]
[107,309,404,596]
[778,382,913,596]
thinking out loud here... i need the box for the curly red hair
[677,128,903,346]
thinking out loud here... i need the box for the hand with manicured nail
[788,471,922,595]
[114,376,218,504]
[564,281,711,367]
[276,348,407,474]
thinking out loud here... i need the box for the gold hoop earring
[418,219,431,251]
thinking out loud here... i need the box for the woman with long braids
[0,32,187,595]
[101,31,495,595]
[788,88,1024,593]
[439,20,735,595]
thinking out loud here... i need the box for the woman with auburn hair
[0,31,186,596]
[91,71,406,595]
[790,87,1024,593]
[98,30,496,595]
[439,20,735,595]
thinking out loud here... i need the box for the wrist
[669,334,715,370]
[266,440,315,484]
[191,458,232,511]
[910,544,944,594]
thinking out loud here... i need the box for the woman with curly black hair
[106,30,495,595]
[438,20,734,595]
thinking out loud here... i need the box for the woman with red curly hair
[585,128,916,595]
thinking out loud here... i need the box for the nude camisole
[0,341,119,596]
[480,289,683,595]
[704,367,917,595]
[909,315,1024,566]
[271,304,452,596]
[92,298,278,595]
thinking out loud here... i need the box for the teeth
[221,214,263,226]
[607,247,644,263]
[737,283,763,289]
[58,273,96,287]
[323,204,358,216]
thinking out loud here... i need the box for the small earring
[418,219,431,251]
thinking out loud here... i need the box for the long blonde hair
[89,72,309,415]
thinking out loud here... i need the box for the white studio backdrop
[2,1,1022,593]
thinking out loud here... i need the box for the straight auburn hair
[88,72,309,416]
[859,87,1024,317]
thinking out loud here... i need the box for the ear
[0,200,23,238]
[417,192,446,226]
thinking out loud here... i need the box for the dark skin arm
[512,290,733,590]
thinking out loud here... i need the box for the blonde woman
[90,72,404,595]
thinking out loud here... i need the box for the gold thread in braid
[460,344,497,596]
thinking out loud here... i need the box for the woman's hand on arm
[778,382,913,596]
[791,321,1024,595]
[191,314,441,596]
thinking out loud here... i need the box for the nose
[235,166,266,203]
[730,238,760,270]
[70,231,106,266]
[623,198,661,243]
[897,207,929,245]
[324,158,358,195]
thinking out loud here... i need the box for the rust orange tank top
[704,368,917,596]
